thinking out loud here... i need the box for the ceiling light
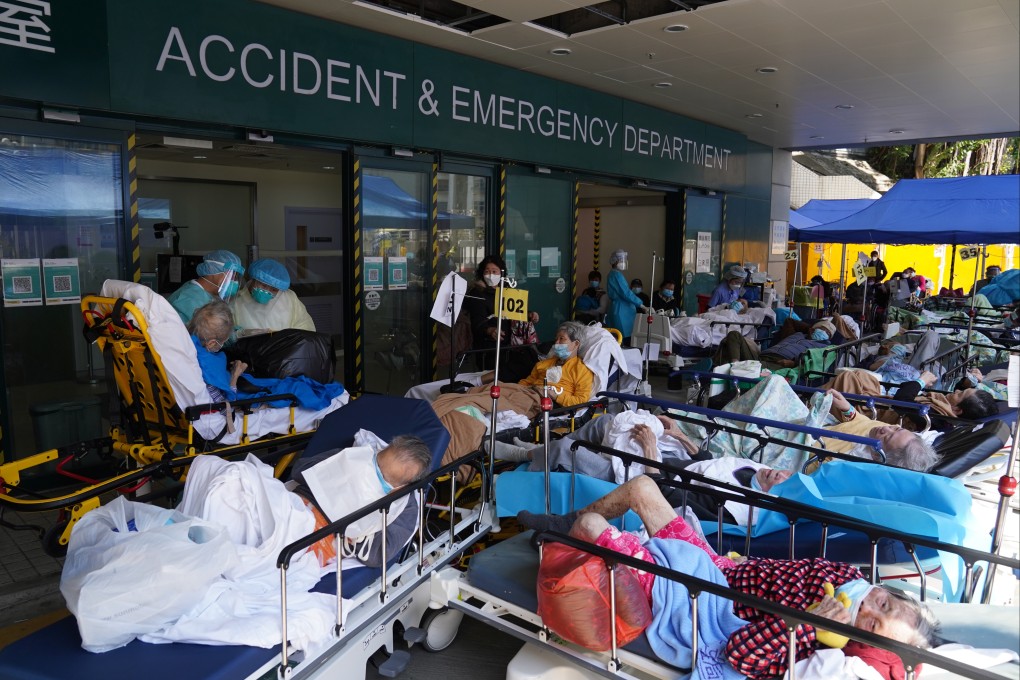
[809,135,824,140]
[392,147,414,157]
[745,113,763,119]
[535,166,552,175]
[192,155,207,160]
[834,104,854,110]
[549,47,572,56]
[889,129,905,134]
[756,66,778,74]
[41,108,80,123]
[163,136,213,149]
[663,24,688,33]
[322,165,336,170]
[653,82,672,88]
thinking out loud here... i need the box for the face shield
[215,269,241,302]
[611,250,629,271]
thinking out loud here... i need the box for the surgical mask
[631,286,642,294]
[890,344,908,359]
[551,343,573,360]
[251,287,275,305]
[205,338,224,353]
[483,273,501,287]
[811,329,829,342]
[730,300,743,312]
[835,579,877,625]
[373,453,394,494]
[729,282,742,290]
[615,262,627,271]
[661,289,673,299]
[749,475,763,492]
[589,280,600,288]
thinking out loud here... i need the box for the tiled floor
[0,509,63,590]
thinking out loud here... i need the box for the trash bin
[29,396,104,453]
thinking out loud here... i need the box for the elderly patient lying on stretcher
[520,476,941,679]
[62,435,432,653]
[292,433,433,567]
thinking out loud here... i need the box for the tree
[867,137,1019,180]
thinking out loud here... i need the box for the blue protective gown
[707,281,740,308]
[605,269,644,336]
[167,280,216,325]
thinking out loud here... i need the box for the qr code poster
[42,259,82,305]
[1,259,43,307]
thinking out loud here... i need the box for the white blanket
[97,280,347,443]
[159,455,334,650]
[668,306,775,348]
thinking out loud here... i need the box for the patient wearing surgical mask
[516,321,595,408]
[293,433,433,568]
[230,258,316,335]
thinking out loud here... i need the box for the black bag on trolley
[225,329,335,384]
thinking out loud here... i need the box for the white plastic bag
[60,496,237,652]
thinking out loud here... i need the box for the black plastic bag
[226,329,335,383]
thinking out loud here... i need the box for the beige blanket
[432,382,542,479]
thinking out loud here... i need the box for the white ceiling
[257,0,1020,150]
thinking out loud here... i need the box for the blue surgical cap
[197,249,245,277]
[248,258,290,291]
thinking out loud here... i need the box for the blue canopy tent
[795,198,876,226]
[787,209,820,240]
[791,176,1020,245]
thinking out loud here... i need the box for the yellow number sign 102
[495,287,529,322]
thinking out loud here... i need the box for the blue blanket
[495,471,641,530]
[193,336,344,409]
[644,538,744,679]
[708,461,979,601]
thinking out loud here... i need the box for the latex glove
[806,582,852,648]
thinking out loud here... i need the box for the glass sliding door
[680,191,724,316]
[0,129,124,461]
[504,174,572,340]
[360,167,429,395]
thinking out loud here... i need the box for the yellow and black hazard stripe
[127,133,140,282]
[593,207,601,272]
[720,194,728,273]
[352,158,364,392]
[431,162,440,378]
[498,165,507,258]
[572,182,579,297]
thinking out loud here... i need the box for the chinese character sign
[0,1,54,53]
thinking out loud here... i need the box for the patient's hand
[229,360,248,385]
[631,424,660,461]
[810,594,852,626]
[825,388,852,413]
[919,370,937,387]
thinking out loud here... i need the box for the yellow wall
[798,242,1015,293]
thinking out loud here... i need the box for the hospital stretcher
[631,313,777,364]
[440,444,1020,679]
[0,396,498,680]
[0,293,337,555]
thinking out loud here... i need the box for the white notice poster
[695,232,712,274]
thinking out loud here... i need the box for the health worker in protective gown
[605,249,648,345]
[167,249,245,325]
[230,258,315,334]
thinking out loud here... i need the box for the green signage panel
[106,0,415,144]
[98,0,754,189]
[0,0,110,109]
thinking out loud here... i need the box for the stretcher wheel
[42,520,70,558]
[419,607,463,652]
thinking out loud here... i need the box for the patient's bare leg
[578,475,677,536]
[518,476,676,536]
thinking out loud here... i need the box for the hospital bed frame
[0,438,498,680]
[0,295,318,555]
[676,369,935,432]
[436,445,1018,680]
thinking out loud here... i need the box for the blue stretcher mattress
[0,395,449,680]
[0,565,381,680]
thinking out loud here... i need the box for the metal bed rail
[563,440,1019,602]
[533,527,1014,680]
[274,448,489,675]
[671,369,933,431]
[596,390,885,456]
